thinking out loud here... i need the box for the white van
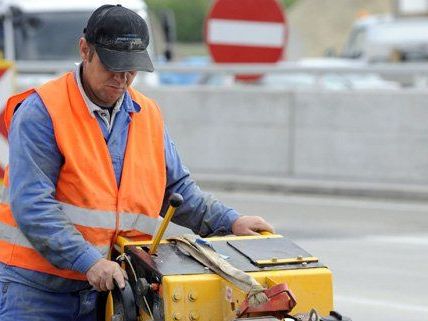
[0,0,159,91]
[341,14,428,63]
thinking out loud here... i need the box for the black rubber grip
[169,193,183,208]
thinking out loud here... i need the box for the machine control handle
[149,193,183,255]
[169,193,184,208]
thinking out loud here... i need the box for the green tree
[146,0,210,42]
[282,0,298,8]
[146,0,299,43]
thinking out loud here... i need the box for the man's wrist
[225,210,240,234]
[72,245,103,274]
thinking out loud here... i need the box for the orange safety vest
[0,72,166,280]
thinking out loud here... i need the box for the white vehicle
[200,58,400,90]
[341,14,428,63]
[0,0,159,91]
[260,59,400,90]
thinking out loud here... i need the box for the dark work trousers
[0,280,99,321]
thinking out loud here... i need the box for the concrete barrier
[143,86,428,186]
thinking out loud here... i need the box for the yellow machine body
[159,268,333,321]
[111,235,334,321]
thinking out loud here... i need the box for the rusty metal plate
[227,237,318,267]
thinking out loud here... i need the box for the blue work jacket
[0,78,239,292]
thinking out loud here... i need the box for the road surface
[167,190,428,321]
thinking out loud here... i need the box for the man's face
[79,38,137,107]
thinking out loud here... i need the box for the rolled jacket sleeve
[8,93,102,274]
[161,127,240,236]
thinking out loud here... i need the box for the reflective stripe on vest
[1,187,160,234]
[0,185,9,204]
[0,221,110,257]
[61,202,160,233]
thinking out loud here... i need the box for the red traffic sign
[205,0,287,63]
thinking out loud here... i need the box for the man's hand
[86,258,128,292]
[231,215,274,236]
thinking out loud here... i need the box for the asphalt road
[167,190,428,321]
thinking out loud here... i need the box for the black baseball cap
[84,4,154,72]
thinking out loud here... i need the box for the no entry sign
[205,0,287,63]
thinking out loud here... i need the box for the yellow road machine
[102,194,351,321]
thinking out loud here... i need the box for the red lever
[237,283,297,319]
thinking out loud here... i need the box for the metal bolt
[173,312,182,321]
[188,292,198,302]
[189,311,200,321]
[297,255,303,260]
[173,292,182,302]
[271,257,278,262]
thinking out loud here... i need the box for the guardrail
[14,60,428,72]
[14,60,428,88]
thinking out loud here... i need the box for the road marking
[207,19,285,47]
[335,295,428,313]
[216,191,428,212]
[365,235,428,246]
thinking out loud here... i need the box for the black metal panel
[127,243,208,277]
[126,237,325,277]
[227,238,315,265]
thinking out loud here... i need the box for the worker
[0,4,273,320]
